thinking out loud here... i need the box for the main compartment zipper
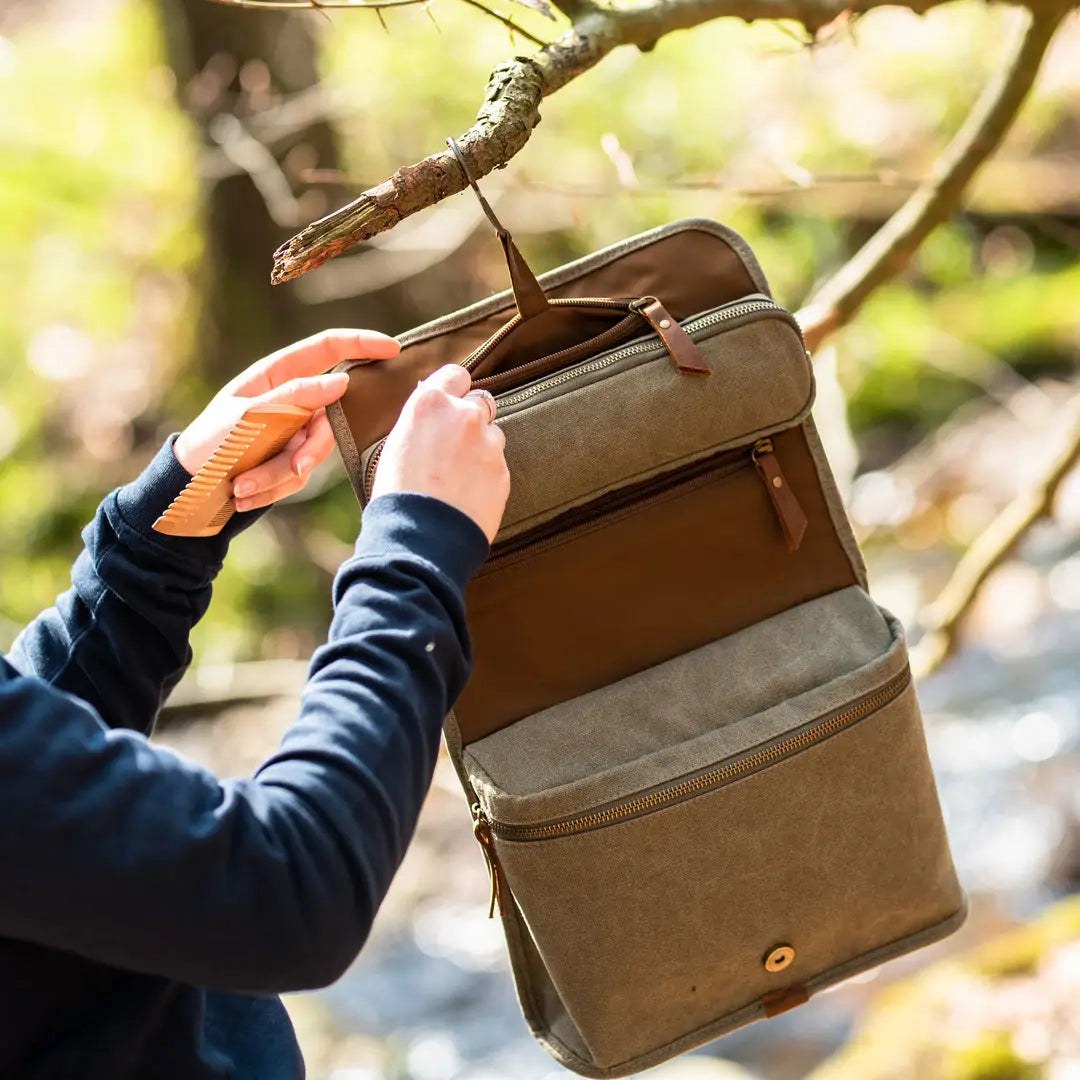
[495,295,785,410]
[361,294,790,502]
[471,664,912,918]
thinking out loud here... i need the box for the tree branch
[796,4,1068,351]
[272,0,1070,282]
[911,391,1080,680]
[272,51,551,280]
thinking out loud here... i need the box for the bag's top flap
[484,304,813,541]
[328,219,771,495]
[357,300,813,543]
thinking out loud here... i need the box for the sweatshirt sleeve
[6,435,268,735]
[0,491,490,993]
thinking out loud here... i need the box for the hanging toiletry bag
[326,183,966,1077]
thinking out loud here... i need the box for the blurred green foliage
[0,0,201,639]
[1,0,1078,658]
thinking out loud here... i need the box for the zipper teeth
[363,297,783,499]
[484,449,754,567]
[487,665,911,842]
[496,298,781,409]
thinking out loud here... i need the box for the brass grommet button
[764,944,795,973]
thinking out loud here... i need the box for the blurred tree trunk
[157,0,360,382]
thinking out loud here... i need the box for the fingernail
[294,456,314,477]
[235,497,252,512]
[234,478,256,497]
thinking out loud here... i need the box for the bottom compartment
[459,588,965,1076]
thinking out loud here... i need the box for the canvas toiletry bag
[326,180,966,1076]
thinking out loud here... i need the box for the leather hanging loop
[446,135,550,320]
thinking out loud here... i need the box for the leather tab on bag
[634,298,711,376]
[446,134,550,321]
[753,440,808,552]
[499,231,551,320]
[762,985,809,1018]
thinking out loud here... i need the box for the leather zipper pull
[753,439,807,552]
[472,804,507,918]
[633,297,711,376]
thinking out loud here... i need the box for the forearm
[7,436,265,734]
[0,493,489,993]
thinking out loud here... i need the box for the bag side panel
[804,411,868,589]
[442,711,599,1071]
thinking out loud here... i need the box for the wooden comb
[154,404,312,537]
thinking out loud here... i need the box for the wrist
[172,429,197,475]
[112,434,269,562]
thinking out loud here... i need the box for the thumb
[257,371,350,411]
[420,363,472,399]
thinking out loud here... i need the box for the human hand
[370,364,510,543]
[175,329,400,512]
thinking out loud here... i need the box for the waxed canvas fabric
[327,218,966,1077]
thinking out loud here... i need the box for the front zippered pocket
[471,664,911,918]
[484,436,805,570]
[456,596,964,1070]
[360,294,792,503]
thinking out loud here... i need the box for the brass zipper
[482,437,797,569]
[361,294,788,501]
[471,664,911,915]
[495,295,783,409]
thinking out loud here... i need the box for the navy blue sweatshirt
[0,436,490,1078]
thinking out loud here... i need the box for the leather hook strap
[446,135,550,320]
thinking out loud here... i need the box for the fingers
[233,408,337,502]
[291,407,336,476]
[230,329,400,396]
[257,371,350,411]
[234,471,309,513]
[233,423,309,502]
[464,387,498,424]
[419,363,472,398]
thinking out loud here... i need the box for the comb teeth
[153,405,313,537]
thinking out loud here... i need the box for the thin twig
[455,0,550,41]
[912,392,1080,680]
[548,0,597,18]
[207,113,303,226]
[207,0,550,41]
[207,0,436,8]
[797,5,1069,351]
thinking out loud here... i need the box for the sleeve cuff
[354,492,491,593]
[112,434,269,564]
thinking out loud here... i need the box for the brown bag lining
[471,309,644,393]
